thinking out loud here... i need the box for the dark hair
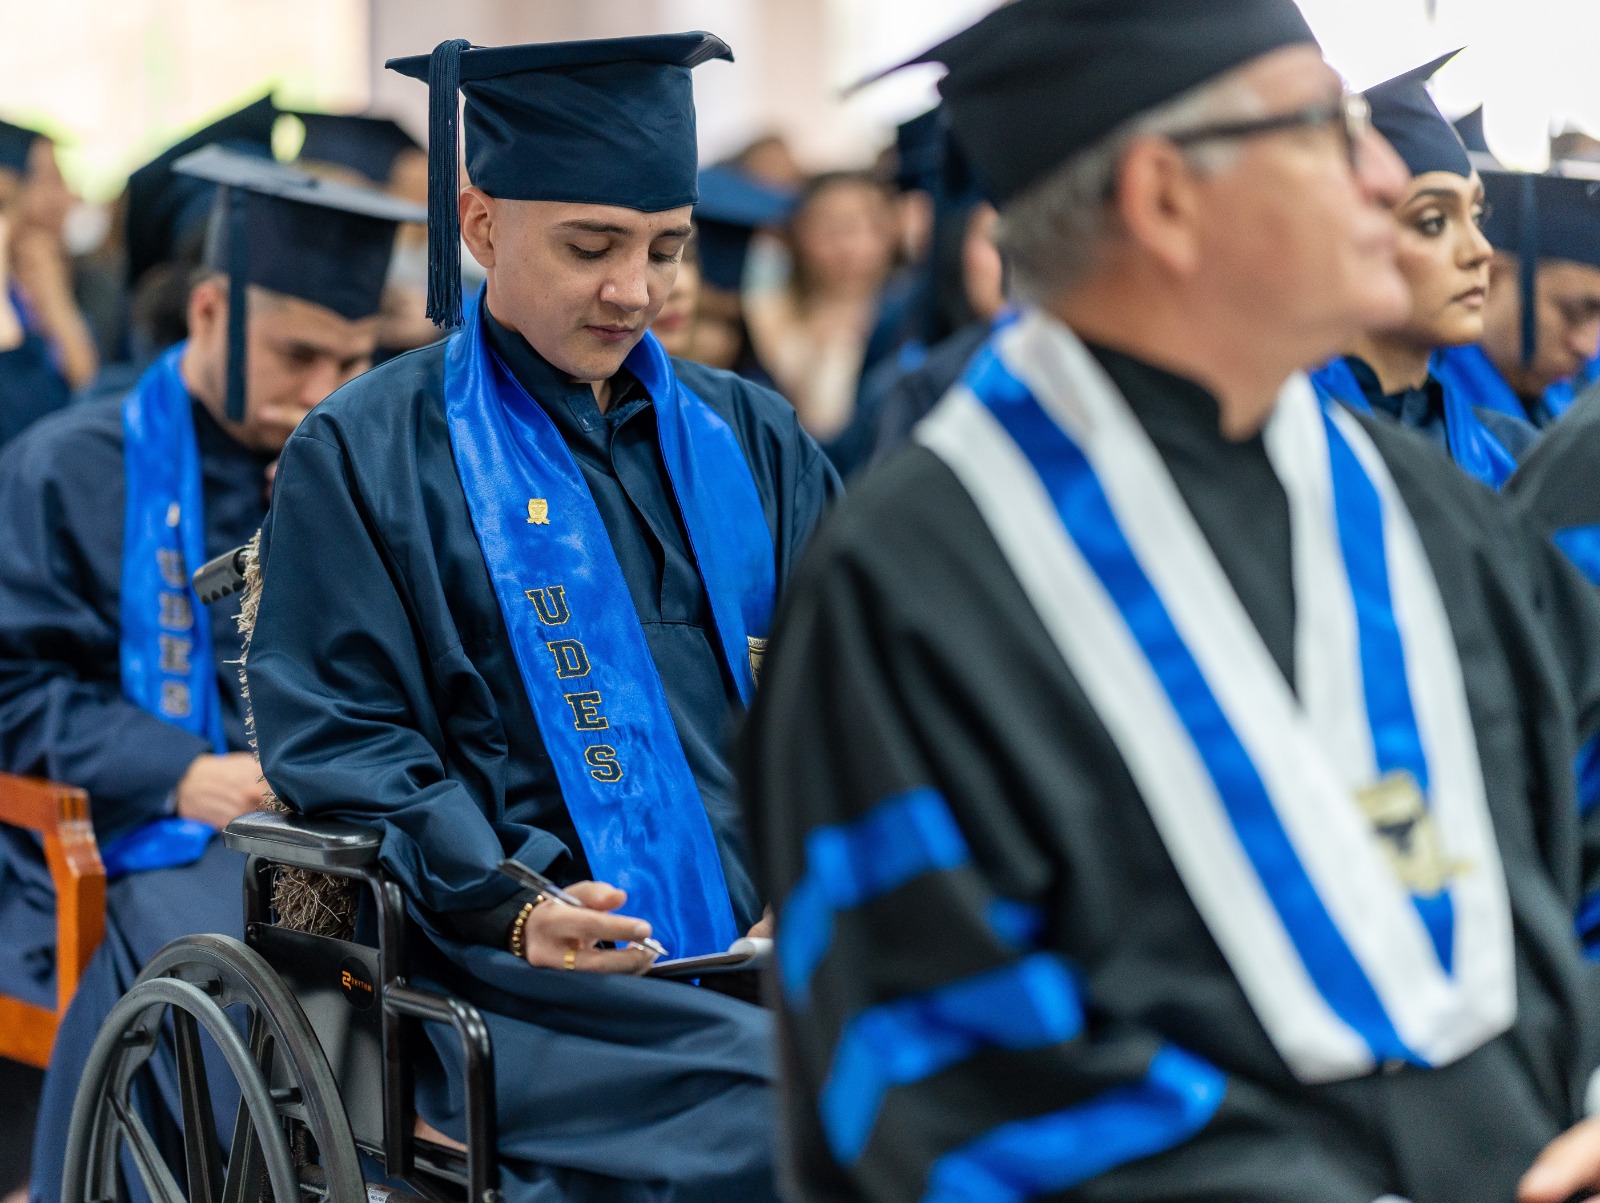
[785,170,892,306]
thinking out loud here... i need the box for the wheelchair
[59,810,501,1203]
[60,545,502,1202]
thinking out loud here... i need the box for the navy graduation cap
[386,32,734,328]
[694,164,794,291]
[1366,50,1472,179]
[0,119,42,175]
[859,0,1317,206]
[173,144,424,420]
[1480,167,1600,364]
[1454,107,1490,156]
[124,96,279,290]
[894,107,947,195]
[293,112,422,187]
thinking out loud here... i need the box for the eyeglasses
[1166,92,1373,170]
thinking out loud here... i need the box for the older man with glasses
[740,3,1600,1202]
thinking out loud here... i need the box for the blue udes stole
[917,311,1514,1083]
[111,344,227,876]
[446,290,773,958]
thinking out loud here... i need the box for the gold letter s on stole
[585,745,623,782]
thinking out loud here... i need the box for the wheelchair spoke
[109,1094,186,1203]
[220,1012,272,1203]
[172,1008,222,1203]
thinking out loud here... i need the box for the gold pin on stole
[527,499,550,525]
[747,636,769,684]
[1355,770,1464,897]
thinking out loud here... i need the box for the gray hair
[995,74,1264,304]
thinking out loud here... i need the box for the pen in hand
[496,859,669,957]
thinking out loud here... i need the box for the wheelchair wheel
[60,933,365,1203]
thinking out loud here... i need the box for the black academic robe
[0,391,266,1008]
[0,334,71,450]
[1507,378,1600,535]
[246,314,840,1201]
[741,346,1600,1203]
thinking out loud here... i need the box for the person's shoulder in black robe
[1506,377,1600,534]
[740,348,1600,1203]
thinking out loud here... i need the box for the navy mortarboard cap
[0,119,42,175]
[124,96,279,289]
[868,0,1317,207]
[1454,107,1489,155]
[175,145,424,420]
[1366,51,1472,179]
[694,165,794,291]
[894,108,947,194]
[386,32,734,329]
[293,112,422,187]
[1481,168,1600,365]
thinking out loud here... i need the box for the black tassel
[1518,174,1538,369]
[225,186,250,422]
[426,38,471,329]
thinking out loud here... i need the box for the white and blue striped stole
[917,311,1515,1084]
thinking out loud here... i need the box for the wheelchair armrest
[223,811,382,871]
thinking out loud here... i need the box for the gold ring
[563,947,578,971]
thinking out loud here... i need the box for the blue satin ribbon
[108,344,225,878]
[445,288,771,958]
[1311,355,1518,490]
[967,343,1447,1065]
[1433,343,1536,421]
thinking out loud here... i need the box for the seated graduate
[739,4,1600,1202]
[244,32,840,1203]
[1309,52,1536,488]
[9,147,421,1203]
[1435,165,1600,429]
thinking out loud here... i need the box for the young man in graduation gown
[1309,53,1536,488]
[245,33,840,1203]
[8,147,420,1203]
[740,4,1600,1202]
[1435,167,1600,429]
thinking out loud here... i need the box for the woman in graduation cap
[245,31,840,1203]
[1310,52,1537,489]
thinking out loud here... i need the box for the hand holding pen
[497,860,668,974]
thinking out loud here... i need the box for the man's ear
[460,186,495,271]
[187,277,225,344]
[1114,137,1204,278]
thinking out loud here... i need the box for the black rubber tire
[59,933,364,1203]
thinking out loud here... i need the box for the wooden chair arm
[0,772,106,1011]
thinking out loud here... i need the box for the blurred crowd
[0,97,1004,480]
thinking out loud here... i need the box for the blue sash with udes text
[112,344,226,876]
[445,288,773,958]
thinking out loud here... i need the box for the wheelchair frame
[60,811,502,1203]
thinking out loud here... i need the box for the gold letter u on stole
[525,585,570,626]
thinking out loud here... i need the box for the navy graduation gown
[0,392,267,1010]
[743,346,1600,1203]
[0,334,71,450]
[246,314,840,1199]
